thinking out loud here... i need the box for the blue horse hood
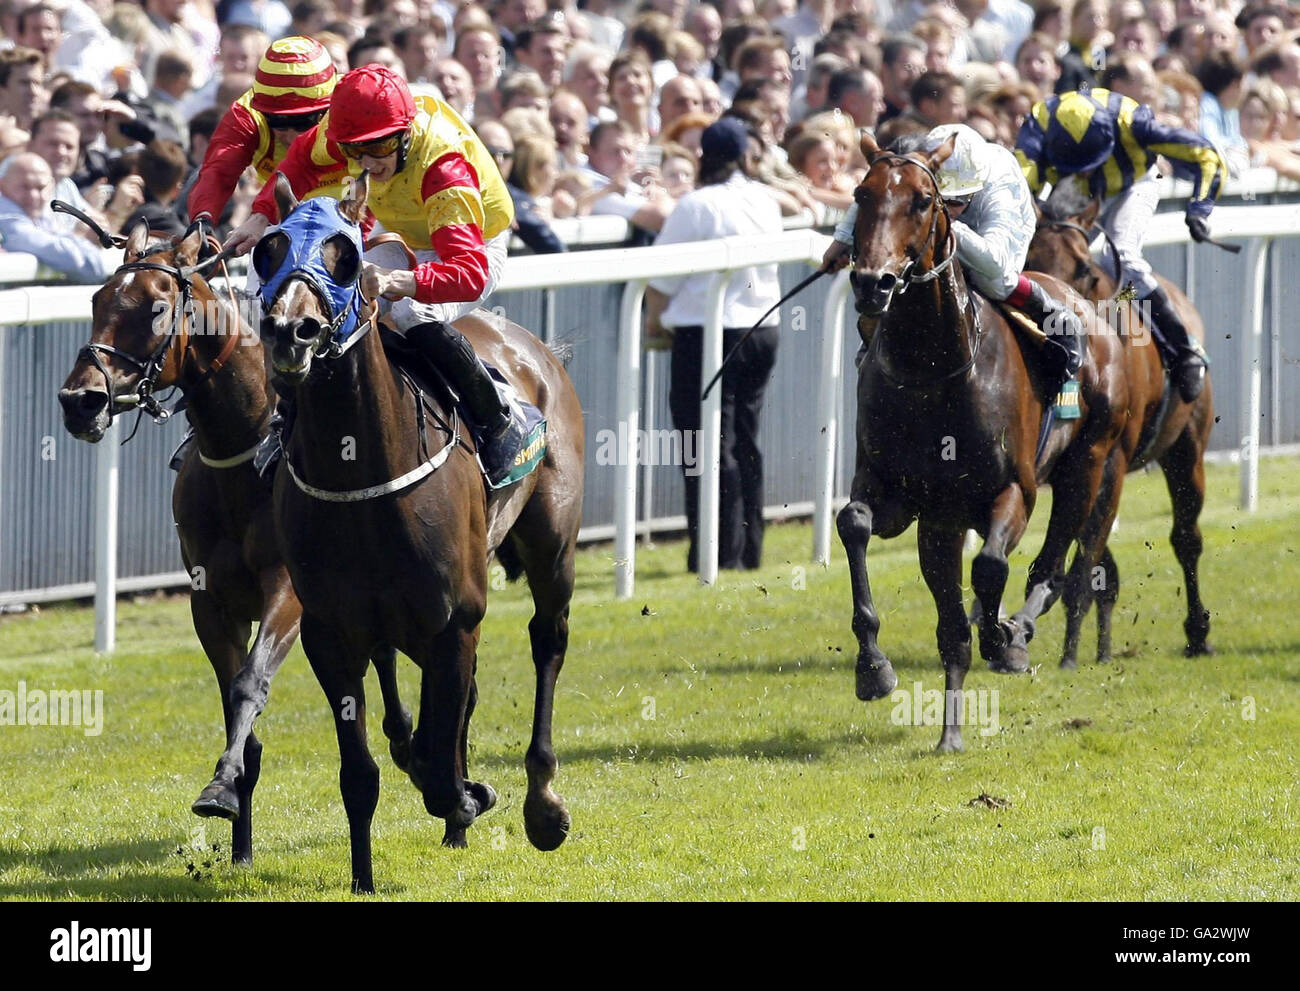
[256,197,365,350]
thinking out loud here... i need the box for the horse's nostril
[59,388,108,418]
[877,273,897,294]
[293,321,318,346]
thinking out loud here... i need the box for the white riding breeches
[1095,167,1162,298]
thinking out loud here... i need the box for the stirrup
[476,409,528,487]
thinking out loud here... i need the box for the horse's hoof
[192,782,240,821]
[1059,655,1078,670]
[1185,641,1215,657]
[988,621,1030,673]
[466,780,497,815]
[388,737,412,771]
[855,656,898,701]
[524,790,571,852]
[351,876,375,895]
[441,828,468,849]
[936,731,963,753]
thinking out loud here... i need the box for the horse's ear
[340,171,369,225]
[123,219,149,260]
[1079,196,1101,229]
[273,172,298,221]
[859,131,880,160]
[926,133,958,173]
[174,224,203,266]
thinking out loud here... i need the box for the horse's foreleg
[302,614,378,895]
[373,646,413,770]
[1010,439,1111,665]
[917,522,972,752]
[972,483,1029,672]
[1160,429,1212,656]
[193,567,300,860]
[837,493,899,702]
[1061,449,1126,669]
[1060,548,1089,670]
[1095,547,1120,663]
[412,616,488,848]
[187,590,253,863]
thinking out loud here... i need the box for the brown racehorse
[1026,197,1215,665]
[839,133,1128,750]
[57,223,411,865]
[260,174,584,893]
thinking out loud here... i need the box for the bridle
[79,233,244,440]
[1036,217,1123,301]
[852,152,958,296]
[854,152,980,388]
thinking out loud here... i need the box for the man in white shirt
[586,119,675,235]
[646,116,784,572]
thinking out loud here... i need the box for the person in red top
[188,36,343,227]
[227,65,526,484]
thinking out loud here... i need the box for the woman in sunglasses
[187,36,340,229]
[229,64,525,485]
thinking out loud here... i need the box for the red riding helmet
[327,65,417,144]
[249,36,337,117]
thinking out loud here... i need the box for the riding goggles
[265,110,325,132]
[338,131,406,161]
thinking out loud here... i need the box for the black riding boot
[1021,280,1084,400]
[405,320,525,485]
[1143,285,1206,403]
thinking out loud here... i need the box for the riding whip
[51,199,126,248]
[700,268,826,401]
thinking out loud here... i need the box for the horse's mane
[1041,181,1093,223]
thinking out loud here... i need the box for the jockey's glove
[1186,215,1211,243]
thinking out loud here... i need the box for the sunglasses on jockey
[265,110,326,133]
[338,129,407,161]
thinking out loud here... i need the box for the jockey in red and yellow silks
[233,65,525,486]
[188,36,344,225]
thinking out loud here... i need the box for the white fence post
[614,279,646,599]
[1240,237,1268,512]
[697,270,729,586]
[814,270,853,564]
[93,417,119,653]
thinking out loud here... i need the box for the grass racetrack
[1,458,1297,901]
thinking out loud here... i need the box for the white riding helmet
[926,123,989,200]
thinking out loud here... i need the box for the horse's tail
[494,536,527,583]
[546,334,579,368]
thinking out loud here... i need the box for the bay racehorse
[57,221,411,865]
[259,174,583,893]
[1027,196,1214,665]
[839,133,1128,750]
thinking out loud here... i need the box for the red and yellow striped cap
[249,36,336,117]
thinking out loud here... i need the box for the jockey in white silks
[823,123,1085,403]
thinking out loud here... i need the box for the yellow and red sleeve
[413,152,490,305]
[250,124,347,222]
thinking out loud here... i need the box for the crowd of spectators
[2,0,1300,277]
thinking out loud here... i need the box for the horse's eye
[323,233,360,285]
[912,192,932,213]
[252,232,289,282]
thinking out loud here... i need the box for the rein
[855,153,978,388]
